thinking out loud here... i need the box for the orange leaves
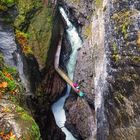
[3,71,13,80]
[0,130,16,140]
[1,107,10,113]
[0,69,18,99]
[16,30,33,55]
[0,56,20,102]
[10,89,19,95]
[0,82,8,99]
[0,82,8,88]
[16,33,28,47]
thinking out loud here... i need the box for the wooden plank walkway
[54,31,95,108]
[54,32,82,95]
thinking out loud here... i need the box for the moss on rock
[0,54,41,140]
[14,0,54,68]
[0,100,41,140]
[14,0,42,28]
[27,6,53,68]
[83,23,92,39]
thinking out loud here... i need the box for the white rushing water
[52,7,82,140]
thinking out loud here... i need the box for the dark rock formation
[0,1,66,140]
[57,0,96,139]
[1,0,140,140]
[103,0,140,139]
[59,0,140,140]
[0,99,41,140]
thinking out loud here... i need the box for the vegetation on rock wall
[0,54,21,101]
[0,101,41,140]
[14,0,42,29]
[14,0,54,68]
[27,6,53,68]
[0,54,41,140]
[0,0,15,8]
[16,30,33,56]
[95,0,103,8]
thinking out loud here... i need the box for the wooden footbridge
[54,31,84,97]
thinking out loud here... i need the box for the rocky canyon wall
[60,0,140,140]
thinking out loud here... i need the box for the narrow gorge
[0,0,140,140]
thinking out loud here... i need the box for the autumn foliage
[0,54,20,99]
[16,30,33,56]
[0,130,16,140]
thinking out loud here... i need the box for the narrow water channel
[52,7,82,140]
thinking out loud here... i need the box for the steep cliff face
[104,0,140,139]
[0,54,41,139]
[57,0,96,139]
[15,1,67,139]
[15,0,54,68]
[0,1,66,140]
[1,0,140,139]
[59,0,140,140]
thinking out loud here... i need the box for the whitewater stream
[52,7,82,140]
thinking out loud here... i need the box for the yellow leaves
[1,107,10,113]
[10,89,19,95]
[3,71,13,80]
[15,30,32,55]
[0,5,8,11]
[9,131,16,140]
[0,130,16,140]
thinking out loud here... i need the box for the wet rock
[65,97,95,140]
[0,99,41,140]
[60,0,93,26]
[0,2,66,139]
[45,110,65,140]
[96,0,140,139]
[61,0,140,140]
[58,0,95,139]
[40,66,67,103]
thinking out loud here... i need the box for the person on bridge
[73,83,85,97]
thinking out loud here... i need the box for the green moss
[30,123,41,140]
[14,0,42,28]
[121,23,128,38]
[14,1,54,67]
[0,0,15,7]
[27,6,53,67]
[114,92,125,105]
[0,4,7,10]
[21,113,32,121]
[112,54,120,62]
[95,0,103,8]
[111,10,134,38]
[15,106,41,140]
[132,56,140,62]
[112,42,118,54]
[111,42,121,62]
[84,23,92,38]
[21,111,41,139]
